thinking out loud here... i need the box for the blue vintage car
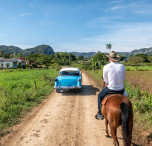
[54,67,82,93]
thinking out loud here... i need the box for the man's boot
[95,109,104,120]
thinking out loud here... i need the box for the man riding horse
[96,51,125,120]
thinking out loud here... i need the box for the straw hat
[106,51,120,62]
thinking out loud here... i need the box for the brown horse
[102,94,133,146]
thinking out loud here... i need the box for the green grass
[125,82,152,130]
[125,65,152,71]
[0,68,58,136]
[86,69,103,81]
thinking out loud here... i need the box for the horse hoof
[105,134,110,137]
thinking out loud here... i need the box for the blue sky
[0,0,152,52]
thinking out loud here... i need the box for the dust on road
[0,72,123,146]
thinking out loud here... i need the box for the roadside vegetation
[0,68,58,136]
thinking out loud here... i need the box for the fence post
[34,80,37,90]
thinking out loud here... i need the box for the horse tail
[120,102,131,146]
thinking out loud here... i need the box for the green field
[0,68,58,135]
[125,65,152,71]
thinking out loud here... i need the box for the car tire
[56,89,60,93]
[78,88,82,93]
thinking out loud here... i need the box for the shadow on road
[132,143,141,146]
[61,85,100,96]
[106,136,141,146]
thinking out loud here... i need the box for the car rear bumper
[54,86,82,89]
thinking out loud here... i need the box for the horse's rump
[102,94,131,128]
[102,94,129,106]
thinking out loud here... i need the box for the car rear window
[60,71,80,76]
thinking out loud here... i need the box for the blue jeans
[98,87,124,115]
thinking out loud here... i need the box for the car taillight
[55,79,57,81]
[79,79,81,81]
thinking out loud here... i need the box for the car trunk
[58,76,79,86]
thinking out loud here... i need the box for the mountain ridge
[130,47,152,56]
[0,45,152,57]
[0,45,55,56]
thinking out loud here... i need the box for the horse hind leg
[105,119,110,137]
[109,123,119,146]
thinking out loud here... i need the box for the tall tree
[106,43,112,53]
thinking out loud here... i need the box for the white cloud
[20,13,27,17]
[20,12,32,17]
[108,1,152,15]
[87,16,122,28]
[111,5,123,10]
[13,12,32,20]
[55,22,152,52]
[109,0,124,4]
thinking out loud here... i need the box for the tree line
[1,46,152,69]
[127,54,152,63]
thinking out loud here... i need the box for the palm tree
[106,44,112,53]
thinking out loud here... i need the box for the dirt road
[0,72,123,146]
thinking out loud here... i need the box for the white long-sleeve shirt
[103,62,125,91]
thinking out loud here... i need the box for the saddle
[102,91,124,105]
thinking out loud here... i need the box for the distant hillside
[71,47,152,59]
[1,44,152,58]
[117,52,130,58]
[0,45,55,56]
[0,45,22,55]
[130,47,152,56]
[22,45,55,56]
[118,47,152,57]
[71,52,96,58]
